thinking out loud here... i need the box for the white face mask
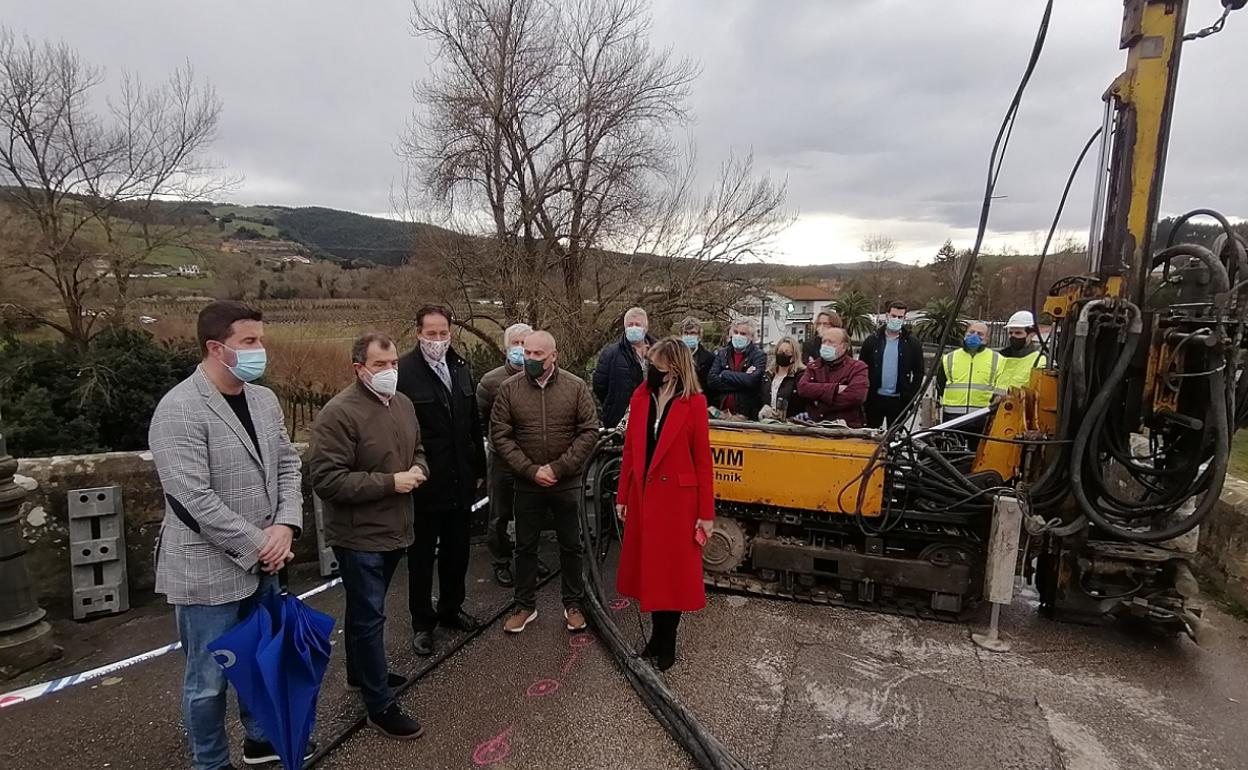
[420,338,451,361]
[367,368,399,397]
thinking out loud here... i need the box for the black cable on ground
[578,436,751,770]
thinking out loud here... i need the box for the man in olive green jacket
[308,332,428,741]
[490,330,600,635]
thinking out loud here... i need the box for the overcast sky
[7,0,1246,264]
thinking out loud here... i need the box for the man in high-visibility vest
[937,320,1002,424]
[997,310,1047,389]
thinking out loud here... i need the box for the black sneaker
[412,630,434,656]
[242,738,318,765]
[493,564,515,587]
[367,704,425,740]
[345,672,409,692]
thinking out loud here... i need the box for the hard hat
[1006,310,1035,330]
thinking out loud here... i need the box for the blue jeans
[175,575,278,770]
[334,546,405,715]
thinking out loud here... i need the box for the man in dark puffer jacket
[593,306,654,429]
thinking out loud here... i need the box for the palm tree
[914,297,967,346]
[831,289,876,341]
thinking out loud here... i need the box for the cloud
[7,0,1246,264]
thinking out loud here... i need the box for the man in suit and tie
[148,300,308,770]
[397,305,487,656]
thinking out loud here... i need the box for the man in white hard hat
[997,310,1046,389]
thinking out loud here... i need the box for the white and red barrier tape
[0,495,493,710]
[0,577,343,710]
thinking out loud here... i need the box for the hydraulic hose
[1151,242,1232,303]
[1070,298,1111,410]
[1067,300,1232,542]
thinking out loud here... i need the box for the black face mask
[647,365,669,391]
[775,353,793,367]
[1008,337,1028,351]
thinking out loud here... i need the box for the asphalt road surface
[3,543,1247,770]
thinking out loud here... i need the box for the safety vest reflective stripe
[942,349,1002,409]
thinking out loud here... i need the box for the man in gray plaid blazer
[149,300,308,770]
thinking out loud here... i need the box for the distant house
[177,264,201,276]
[730,285,838,348]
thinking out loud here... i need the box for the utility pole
[0,405,58,679]
[759,294,769,348]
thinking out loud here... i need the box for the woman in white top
[760,336,806,419]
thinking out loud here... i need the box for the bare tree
[0,29,231,348]
[859,233,896,315]
[214,254,260,300]
[401,0,788,363]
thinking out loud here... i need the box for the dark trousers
[486,454,515,567]
[866,394,906,428]
[408,505,472,631]
[333,546,405,715]
[514,487,584,610]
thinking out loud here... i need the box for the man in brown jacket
[490,330,601,634]
[308,332,428,741]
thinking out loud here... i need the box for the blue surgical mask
[507,345,525,367]
[820,344,839,362]
[682,335,700,350]
[731,334,748,351]
[963,333,983,351]
[625,326,645,344]
[226,346,267,383]
[886,317,904,333]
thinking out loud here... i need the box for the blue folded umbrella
[211,591,335,770]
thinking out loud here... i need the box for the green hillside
[272,207,466,267]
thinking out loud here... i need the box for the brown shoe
[504,608,538,634]
[564,606,587,632]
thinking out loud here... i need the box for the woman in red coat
[615,337,715,671]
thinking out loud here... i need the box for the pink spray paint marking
[609,598,631,611]
[562,631,595,673]
[471,631,599,763]
[472,726,514,766]
[525,678,561,697]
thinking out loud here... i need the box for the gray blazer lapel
[194,367,263,469]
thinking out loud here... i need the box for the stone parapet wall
[1198,475,1248,609]
[15,447,318,614]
